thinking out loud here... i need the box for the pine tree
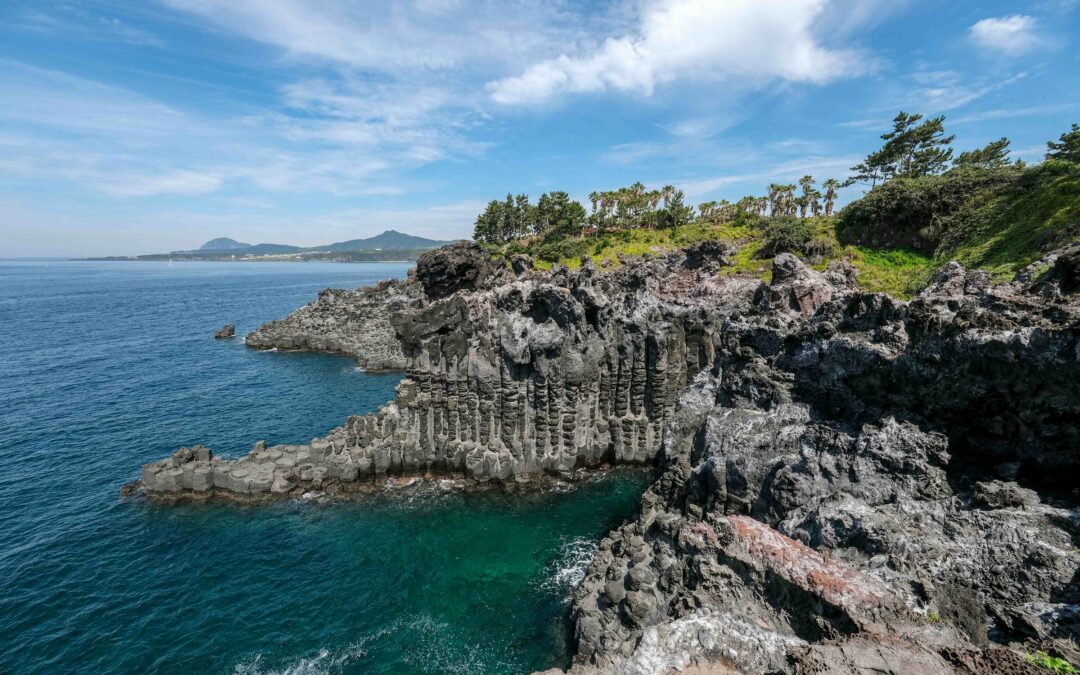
[954,137,1012,169]
[1046,123,1080,162]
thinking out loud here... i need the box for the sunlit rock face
[138,243,1080,674]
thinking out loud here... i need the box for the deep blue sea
[0,261,647,674]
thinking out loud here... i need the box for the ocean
[0,260,647,674]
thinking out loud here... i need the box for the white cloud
[951,102,1078,124]
[488,0,870,105]
[970,15,1040,55]
[163,0,582,73]
[9,8,166,48]
[0,61,482,199]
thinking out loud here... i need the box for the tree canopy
[1046,123,1080,163]
[846,111,955,187]
[954,137,1012,170]
[473,192,586,244]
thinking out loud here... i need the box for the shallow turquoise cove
[0,261,648,674]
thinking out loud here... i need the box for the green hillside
[481,131,1079,298]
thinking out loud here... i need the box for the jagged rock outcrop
[244,278,424,371]
[143,249,763,494]
[567,251,1080,673]
[135,242,1080,673]
[213,324,235,339]
[413,240,511,299]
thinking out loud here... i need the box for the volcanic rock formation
[244,277,424,371]
[135,241,1080,673]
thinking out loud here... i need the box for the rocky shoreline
[132,241,1080,673]
[243,277,425,371]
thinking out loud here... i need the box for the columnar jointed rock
[146,248,763,496]
[136,242,1080,673]
[568,250,1080,673]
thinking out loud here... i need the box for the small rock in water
[213,324,235,339]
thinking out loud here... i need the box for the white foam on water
[539,536,598,603]
[232,627,392,675]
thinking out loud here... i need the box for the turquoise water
[0,261,648,674]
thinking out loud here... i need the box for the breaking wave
[540,536,598,603]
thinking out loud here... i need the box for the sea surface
[0,261,648,674]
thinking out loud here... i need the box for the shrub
[535,237,588,263]
[759,216,814,256]
[804,235,838,261]
[836,166,1020,252]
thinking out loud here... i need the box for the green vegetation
[759,216,814,257]
[1046,123,1080,163]
[845,111,956,187]
[838,160,1080,281]
[473,191,588,244]
[1026,651,1079,674]
[473,117,1079,297]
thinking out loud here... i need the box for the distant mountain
[310,230,451,252]
[199,237,251,251]
[93,230,455,262]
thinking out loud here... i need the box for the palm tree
[822,179,839,216]
[698,201,717,223]
[767,184,783,216]
[796,195,808,219]
[798,175,815,219]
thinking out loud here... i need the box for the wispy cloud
[0,60,485,199]
[951,102,1079,124]
[9,7,165,47]
[908,69,1027,111]
[100,170,223,197]
[163,0,582,73]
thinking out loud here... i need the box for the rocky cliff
[244,278,424,371]
[566,249,1080,673]
[134,241,1080,673]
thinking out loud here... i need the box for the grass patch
[845,246,935,297]
[1026,651,1079,674]
[944,161,1080,281]
[491,163,1078,299]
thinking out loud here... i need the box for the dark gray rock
[213,324,235,339]
[244,278,423,371]
[414,241,509,300]
[136,243,1080,674]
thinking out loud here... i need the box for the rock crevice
[135,242,1080,673]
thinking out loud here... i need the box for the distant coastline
[81,255,421,263]
[84,229,455,263]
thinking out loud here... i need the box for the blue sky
[1,0,1078,256]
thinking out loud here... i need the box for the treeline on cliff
[472,116,1080,293]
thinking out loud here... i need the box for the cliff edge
[133,241,1080,673]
